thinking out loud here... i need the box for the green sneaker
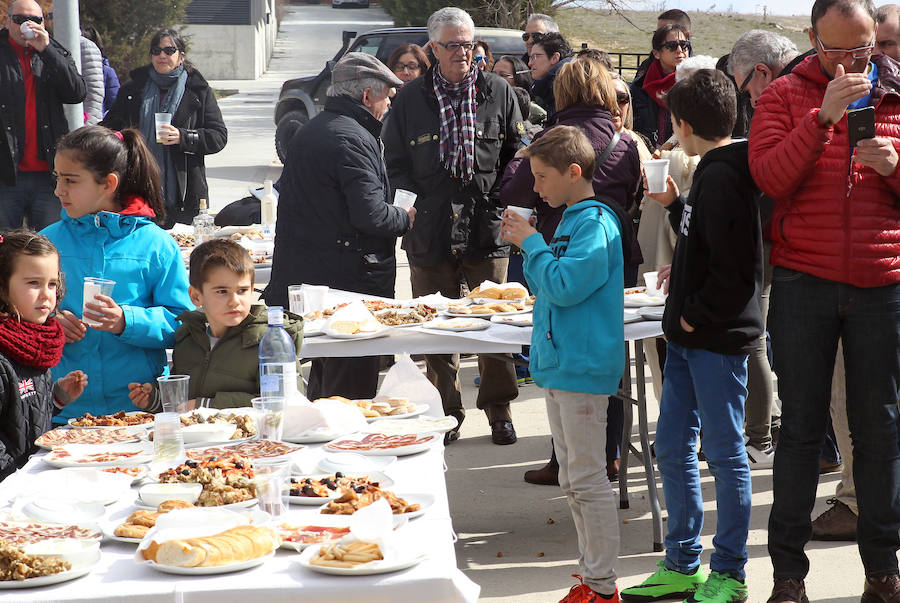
[685,571,748,603]
[621,560,707,602]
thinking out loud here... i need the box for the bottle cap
[267,306,284,326]
[199,198,208,210]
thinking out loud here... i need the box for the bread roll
[387,397,409,408]
[157,500,195,513]
[149,525,277,567]
[331,320,360,334]
[479,288,502,299]
[501,288,527,299]
[127,510,160,528]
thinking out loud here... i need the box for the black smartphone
[847,106,876,147]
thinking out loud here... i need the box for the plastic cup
[643,271,664,298]
[643,159,670,194]
[253,459,290,517]
[155,112,172,143]
[153,412,184,464]
[393,189,417,209]
[505,206,534,221]
[252,396,285,441]
[302,285,329,313]
[20,22,35,40]
[157,375,190,414]
[287,285,304,316]
[82,277,115,327]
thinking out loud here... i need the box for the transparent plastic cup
[287,285,304,316]
[153,413,184,464]
[393,189,417,209]
[252,396,285,441]
[82,277,115,327]
[254,459,290,517]
[643,159,670,194]
[302,285,329,313]
[155,112,172,143]
[157,375,190,414]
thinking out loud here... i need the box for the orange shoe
[560,574,620,603]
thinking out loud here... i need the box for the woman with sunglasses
[103,29,227,228]
[472,39,494,71]
[630,23,690,149]
[386,43,429,87]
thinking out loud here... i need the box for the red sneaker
[560,574,620,603]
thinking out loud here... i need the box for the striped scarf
[433,64,478,183]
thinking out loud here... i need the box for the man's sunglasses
[522,32,546,42]
[11,14,42,25]
[151,46,179,56]
[661,40,691,52]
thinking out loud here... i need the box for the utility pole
[54,0,83,132]
[763,5,768,22]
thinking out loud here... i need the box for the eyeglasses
[616,92,630,105]
[737,69,755,94]
[528,53,547,62]
[661,40,691,52]
[151,46,179,56]
[393,62,420,72]
[522,32,546,42]
[11,14,42,25]
[814,32,875,60]
[434,40,475,53]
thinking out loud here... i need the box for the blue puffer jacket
[42,210,193,421]
[522,199,625,395]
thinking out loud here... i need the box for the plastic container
[259,306,298,400]
[192,198,216,244]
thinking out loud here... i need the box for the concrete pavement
[205,5,868,601]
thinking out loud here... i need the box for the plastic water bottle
[259,306,298,400]
[192,198,215,244]
[260,179,277,236]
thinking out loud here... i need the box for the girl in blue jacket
[42,126,193,423]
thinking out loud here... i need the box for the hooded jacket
[79,36,104,125]
[522,199,625,395]
[41,209,193,421]
[0,29,86,186]
[748,53,900,287]
[102,65,227,227]
[265,95,410,305]
[663,141,763,355]
[383,66,524,267]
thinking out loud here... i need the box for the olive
[181,469,190,476]
[335,472,344,478]
[235,462,244,469]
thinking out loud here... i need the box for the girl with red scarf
[0,230,86,478]
[631,24,691,149]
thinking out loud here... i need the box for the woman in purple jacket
[501,56,642,487]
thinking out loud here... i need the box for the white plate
[318,492,433,520]
[639,306,665,321]
[490,313,533,327]
[287,471,394,505]
[317,453,396,475]
[0,549,101,589]
[283,428,353,444]
[36,428,141,451]
[470,296,527,305]
[323,432,439,457]
[105,509,269,544]
[144,550,275,575]
[132,497,258,511]
[67,411,154,430]
[297,544,426,576]
[288,488,343,506]
[373,309,428,328]
[423,318,491,332]
[142,431,257,450]
[624,308,643,324]
[303,319,326,337]
[103,524,143,544]
[364,403,428,422]
[42,443,153,468]
[362,415,459,435]
[322,328,392,341]
[443,308,529,318]
[624,287,666,307]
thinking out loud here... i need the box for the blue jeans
[0,171,60,230]
[656,342,751,581]
[767,267,900,578]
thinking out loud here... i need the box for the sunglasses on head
[11,14,42,25]
[661,40,691,52]
[151,46,179,56]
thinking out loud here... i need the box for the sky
[627,0,895,16]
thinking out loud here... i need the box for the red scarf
[642,59,677,109]
[0,316,65,370]
[118,194,156,217]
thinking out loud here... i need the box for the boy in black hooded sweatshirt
[622,68,763,603]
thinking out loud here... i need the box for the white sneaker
[746,444,775,469]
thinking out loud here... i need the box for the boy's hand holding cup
[642,159,679,208]
[501,206,537,248]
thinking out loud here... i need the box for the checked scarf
[433,64,478,183]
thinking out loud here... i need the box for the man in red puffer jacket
[749,0,900,601]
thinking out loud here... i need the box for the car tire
[275,109,308,163]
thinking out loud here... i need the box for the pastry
[501,287,527,299]
[114,523,149,539]
[157,500,194,513]
[127,510,160,528]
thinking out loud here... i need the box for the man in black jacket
[265,52,413,400]
[0,0,86,230]
[383,7,525,445]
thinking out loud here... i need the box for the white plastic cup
[82,277,115,327]
[302,285,329,313]
[287,285,304,316]
[393,189,417,209]
[643,159,670,194]
[155,112,173,143]
[505,206,534,221]
[153,413,184,464]
[157,375,190,414]
[643,271,664,298]
[252,396,285,441]
[253,459,290,517]
[20,22,35,40]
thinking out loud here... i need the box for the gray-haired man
[730,30,801,107]
[522,13,558,64]
[384,7,525,445]
[266,52,414,400]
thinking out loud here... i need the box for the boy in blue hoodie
[502,125,625,603]
[622,69,762,603]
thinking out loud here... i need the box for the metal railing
[608,52,651,81]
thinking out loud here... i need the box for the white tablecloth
[0,441,478,602]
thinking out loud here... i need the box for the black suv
[274,27,526,161]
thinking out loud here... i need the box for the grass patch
[214,89,240,99]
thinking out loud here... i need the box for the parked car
[274,27,526,161]
[332,0,370,7]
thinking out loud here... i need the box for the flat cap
[332,51,403,88]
